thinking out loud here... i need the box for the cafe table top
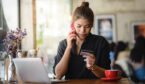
[5,78,130,84]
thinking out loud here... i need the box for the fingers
[83,53,95,64]
[66,30,76,48]
[86,53,94,57]
[83,54,95,59]
[83,56,94,60]
[84,58,94,63]
[83,53,95,69]
[81,52,94,56]
[84,58,94,69]
[69,30,75,35]
[68,32,76,40]
[69,36,74,41]
[68,30,76,38]
[68,34,75,38]
[84,57,95,63]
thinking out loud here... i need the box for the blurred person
[114,41,129,61]
[112,41,129,77]
[134,34,145,50]
[111,41,129,67]
[53,2,110,79]
[109,42,115,69]
[129,35,145,82]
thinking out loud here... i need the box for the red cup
[105,70,122,78]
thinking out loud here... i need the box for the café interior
[0,0,145,84]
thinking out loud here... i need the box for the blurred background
[0,0,145,81]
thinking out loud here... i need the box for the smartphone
[71,22,76,40]
[71,22,75,34]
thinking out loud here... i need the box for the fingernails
[83,56,87,58]
[81,52,88,56]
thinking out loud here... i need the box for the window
[36,0,71,75]
[2,0,18,29]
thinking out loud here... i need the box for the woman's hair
[130,47,145,63]
[130,35,145,63]
[73,2,94,27]
[110,42,115,52]
[134,35,145,49]
[114,41,128,60]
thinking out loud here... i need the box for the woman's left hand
[82,52,95,70]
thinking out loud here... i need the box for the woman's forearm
[91,65,105,78]
[55,47,71,79]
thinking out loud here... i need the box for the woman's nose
[80,27,85,33]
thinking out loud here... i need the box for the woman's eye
[85,26,90,28]
[77,26,81,28]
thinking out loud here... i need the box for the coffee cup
[105,70,122,78]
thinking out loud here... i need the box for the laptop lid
[13,58,50,83]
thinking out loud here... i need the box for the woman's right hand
[67,30,76,49]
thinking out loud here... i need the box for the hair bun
[81,2,89,8]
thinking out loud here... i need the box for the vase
[8,55,17,82]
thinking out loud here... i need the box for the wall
[21,0,35,50]
[72,0,145,47]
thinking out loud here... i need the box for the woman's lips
[79,34,87,38]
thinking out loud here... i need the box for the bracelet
[90,65,96,71]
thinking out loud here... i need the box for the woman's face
[74,18,92,40]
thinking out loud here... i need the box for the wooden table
[52,78,130,84]
[6,78,130,84]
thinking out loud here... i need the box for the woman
[129,35,145,81]
[53,2,110,79]
[109,42,115,69]
[111,41,128,67]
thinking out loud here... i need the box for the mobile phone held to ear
[71,22,75,34]
[71,22,76,41]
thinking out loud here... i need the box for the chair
[127,62,145,83]
[115,60,145,83]
[126,62,140,83]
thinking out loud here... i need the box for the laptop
[13,58,51,83]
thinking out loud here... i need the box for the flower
[3,28,27,58]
